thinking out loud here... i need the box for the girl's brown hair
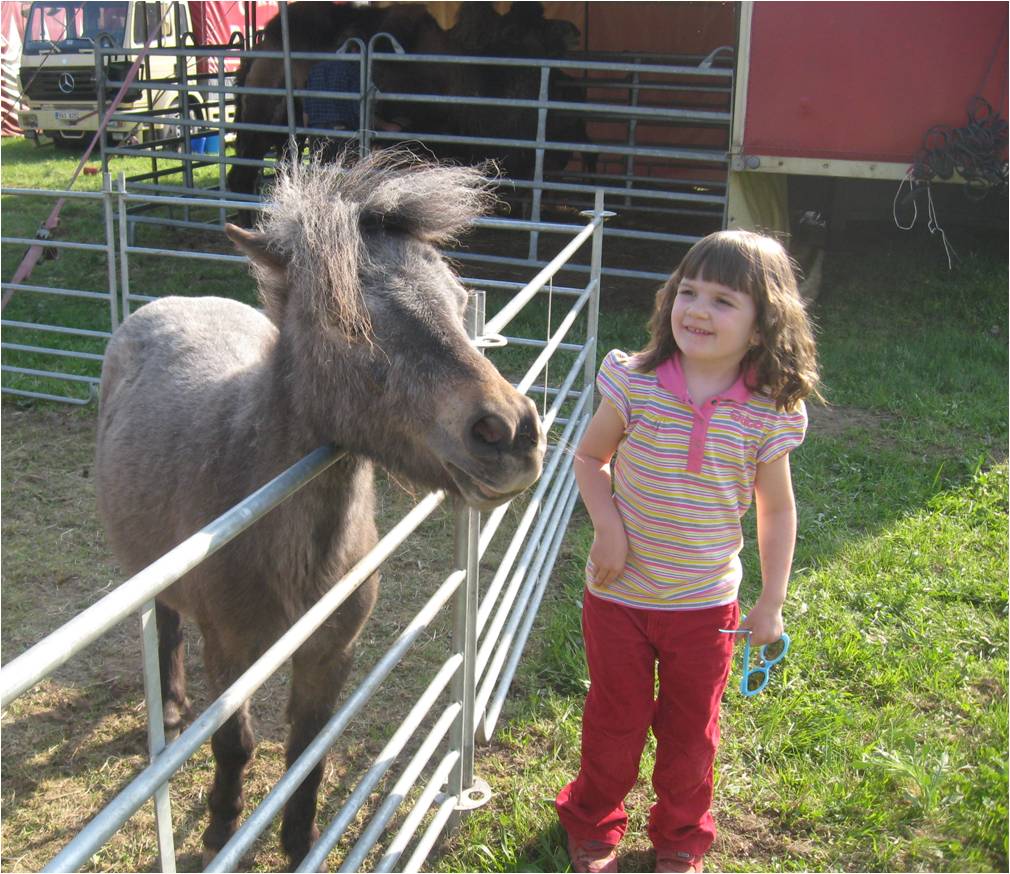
[635,230,821,411]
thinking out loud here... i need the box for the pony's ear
[225,223,289,324]
[224,224,288,278]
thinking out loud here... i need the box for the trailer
[727,1,1008,240]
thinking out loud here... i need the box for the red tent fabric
[1,2,26,136]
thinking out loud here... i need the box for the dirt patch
[806,403,898,443]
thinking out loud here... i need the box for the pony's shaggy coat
[95,152,544,868]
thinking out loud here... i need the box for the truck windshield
[24,2,129,53]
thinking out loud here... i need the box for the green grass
[438,229,1009,873]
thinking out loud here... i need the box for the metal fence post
[448,291,490,823]
[279,2,297,148]
[116,173,132,319]
[140,601,176,872]
[217,60,228,226]
[102,172,119,332]
[581,191,610,396]
[526,64,551,263]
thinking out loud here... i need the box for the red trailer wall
[743,1,1009,164]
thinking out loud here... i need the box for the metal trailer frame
[0,187,609,873]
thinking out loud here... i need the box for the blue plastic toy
[719,629,791,696]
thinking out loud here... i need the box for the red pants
[556,590,739,856]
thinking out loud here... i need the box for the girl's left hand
[738,599,784,647]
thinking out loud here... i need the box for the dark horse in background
[226,1,593,214]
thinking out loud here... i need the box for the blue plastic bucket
[202,134,220,155]
[191,136,206,154]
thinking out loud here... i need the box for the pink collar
[655,353,752,407]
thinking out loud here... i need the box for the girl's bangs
[679,233,767,295]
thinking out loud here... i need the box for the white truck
[17,0,199,148]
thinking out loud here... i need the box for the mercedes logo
[58,72,75,94]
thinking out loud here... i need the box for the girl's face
[670,274,759,369]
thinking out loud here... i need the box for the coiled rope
[894,96,1008,269]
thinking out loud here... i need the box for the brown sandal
[566,836,619,873]
[654,849,704,873]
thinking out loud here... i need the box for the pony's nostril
[517,410,541,447]
[472,414,509,447]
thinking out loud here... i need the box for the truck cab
[18,1,198,148]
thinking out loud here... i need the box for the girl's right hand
[589,523,628,588]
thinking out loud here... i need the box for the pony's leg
[156,601,191,740]
[200,639,257,866]
[280,577,379,869]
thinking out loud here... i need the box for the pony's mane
[255,148,496,335]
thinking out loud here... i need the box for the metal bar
[1,343,104,361]
[368,88,730,123]
[117,172,132,317]
[0,187,104,199]
[462,276,582,295]
[216,62,228,227]
[279,3,297,143]
[526,65,551,262]
[0,366,100,385]
[205,566,468,872]
[503,336,581,352]
[1,321,112,339]
[368,128,728,164]
[123,245,245,263]
[1,445,345,709]
[0,386,91,405]
[400,794,457,874]
[0,283,112,301]
[448,291,483,827]
[122,191,265,209]
[102,172,119,331]
[367,50,733,78]
[584,190,607,392]
[139,601,176,872]
[0,237,107,253]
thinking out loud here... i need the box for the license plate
[55,111,80,121]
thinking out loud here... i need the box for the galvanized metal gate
[94,3,732,284]
[0,170,608,871]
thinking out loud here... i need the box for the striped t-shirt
[587,349,807,610]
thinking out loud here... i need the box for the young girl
[556,230,821,874]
